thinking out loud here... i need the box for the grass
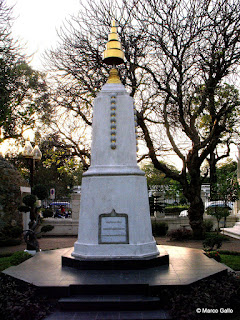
[0,251,32,272]
[219,253,240,271]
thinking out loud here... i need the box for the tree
[0,0,51,143]
[8,133,84,199]
[46,0,240,238]
[206,207,230,234]
[213,159,240,203]
[142,162,185,203]
[34,134,83,198]
[202,85,240,198]
[127,0,240,237]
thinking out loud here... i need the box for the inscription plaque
[99,209,129,244]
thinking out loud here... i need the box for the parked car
[179,210,188,217]
[205,201,233,210]
[49,202,72,219]
[49,201,71,207]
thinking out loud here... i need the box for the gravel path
[0,235,239,255]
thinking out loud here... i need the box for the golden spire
[103,19,124,66]
[103,19,124,84]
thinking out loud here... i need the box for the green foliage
[167,227,193,240]
[199,84,240,138]
[0,225,22,238]
[22,194,36,207]
[32,184,48,200]
[165,205,189,214]
[0,1,51,143]
[142,162,186,203]
[0,157,26,226]
[211,159,240,203]
[0,274,53,319]
[0,238,21,247]
[219,250,240,256]
[168,273,240,320]
[152,221,168,236]
[32,133,84,198]
[0,223,23,247]
[203,219,214,232]
[8,251,32,266]
[203,234,226,251]
[40,225,54,233]
[0,251,31,272]
[142,162,179,186]
[206,207,230,233]
[204,250,221,262]
[204,232,229,241]
[219,254,240,271]
[42,208,53,218]
[18,205,30,212]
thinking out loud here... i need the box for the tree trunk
[187,194,204,239]
[185,151,205,238]
[209,151,217,200]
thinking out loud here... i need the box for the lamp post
[22,140,42,190]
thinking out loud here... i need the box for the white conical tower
[72,21,159,259]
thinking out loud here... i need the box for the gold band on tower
[103,20,124,83]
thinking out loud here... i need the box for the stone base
[62,247,169,270]
[73,174,159,259]
[221,221,240,239]
[72,240,159,260]
[24,249,41,255]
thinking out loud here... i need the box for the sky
[3,0,240,165]
[7,0,81,70]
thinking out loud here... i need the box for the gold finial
[103,19,124,66]
[107,68,121,83]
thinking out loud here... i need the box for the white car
[179,210,188,217]
[205,201,233,210]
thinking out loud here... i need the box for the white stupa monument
[71,20,159,261]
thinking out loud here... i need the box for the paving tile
[3,245,227,289]
[45,311,76,319]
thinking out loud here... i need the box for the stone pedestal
[72,82,159,260]
[22,211,30,231]
[71,193,81,221]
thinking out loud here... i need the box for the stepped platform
[3,245,228,320]
[221,222,240,239]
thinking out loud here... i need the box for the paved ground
[0,235,239,255]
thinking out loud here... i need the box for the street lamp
[22,140,42,189]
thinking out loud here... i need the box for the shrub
[203,219,213,232]
[18,205,30,213]
[41,225,54,233]
[0,225,23,238]
[22,194,37,207]
[206,206,230,233]
[0,224,23,247]
[152,221,168,236]
[0,251,32,272]
[32,184,48,200]
[205,232,229,241]
[168,273,240,320]
[203,234,223,251]
[167,227,192,240]
[9,251,32,265]
[0,238,21,247]
[165,205,189,214]
[0,274,53,320]
[219,250,240,256]
[42,208,53,218]
[204,250,221,262]
[0,157,27,228]
[219,254,240,271]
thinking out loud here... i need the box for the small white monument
[71,20,159,260]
